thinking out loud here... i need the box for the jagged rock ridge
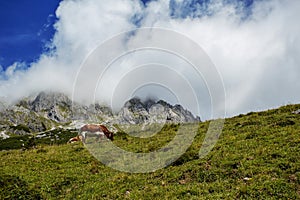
[117,97,200,124]
[0,92,200,135]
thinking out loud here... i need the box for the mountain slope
[0,103,300,199]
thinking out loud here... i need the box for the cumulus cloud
[0,0,300,120]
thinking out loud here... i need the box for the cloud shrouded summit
[0,0,300,120]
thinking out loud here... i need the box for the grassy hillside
[0,128,78,151]
[1,104,300,199]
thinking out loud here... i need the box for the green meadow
[1,104,300,199]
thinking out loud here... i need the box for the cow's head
[105,132,114,141]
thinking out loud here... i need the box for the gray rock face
[292,109,300,114]
[32,92,71,112]
[116,98,200,124]
[31,92,72,122]
[117,98,150,124]
[0,105,53,135]
[0,92,200,135]
[71,103,113,122]
[30,92,113,123]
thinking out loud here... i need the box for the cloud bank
[0,0,300,120]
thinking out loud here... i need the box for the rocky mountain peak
[31,91,72,112]
[143,99,156,111]
[117,97,200,124]
[0,92,200,135]
[29,92,72,122]
[124,97,145,111]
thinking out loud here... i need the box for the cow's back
[81,124,101,132]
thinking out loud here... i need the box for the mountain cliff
[117,97,200,124]
[0,92,200,136]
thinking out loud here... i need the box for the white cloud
[0,0,300,120]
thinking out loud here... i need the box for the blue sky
[0,0,299,118]
[0,0,61,69]
[0,0,256,70]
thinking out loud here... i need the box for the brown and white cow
[79,124,114,143]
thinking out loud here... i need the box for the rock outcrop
[116,98,200,124]
[0,92,200,135]
[31,91,72,122]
